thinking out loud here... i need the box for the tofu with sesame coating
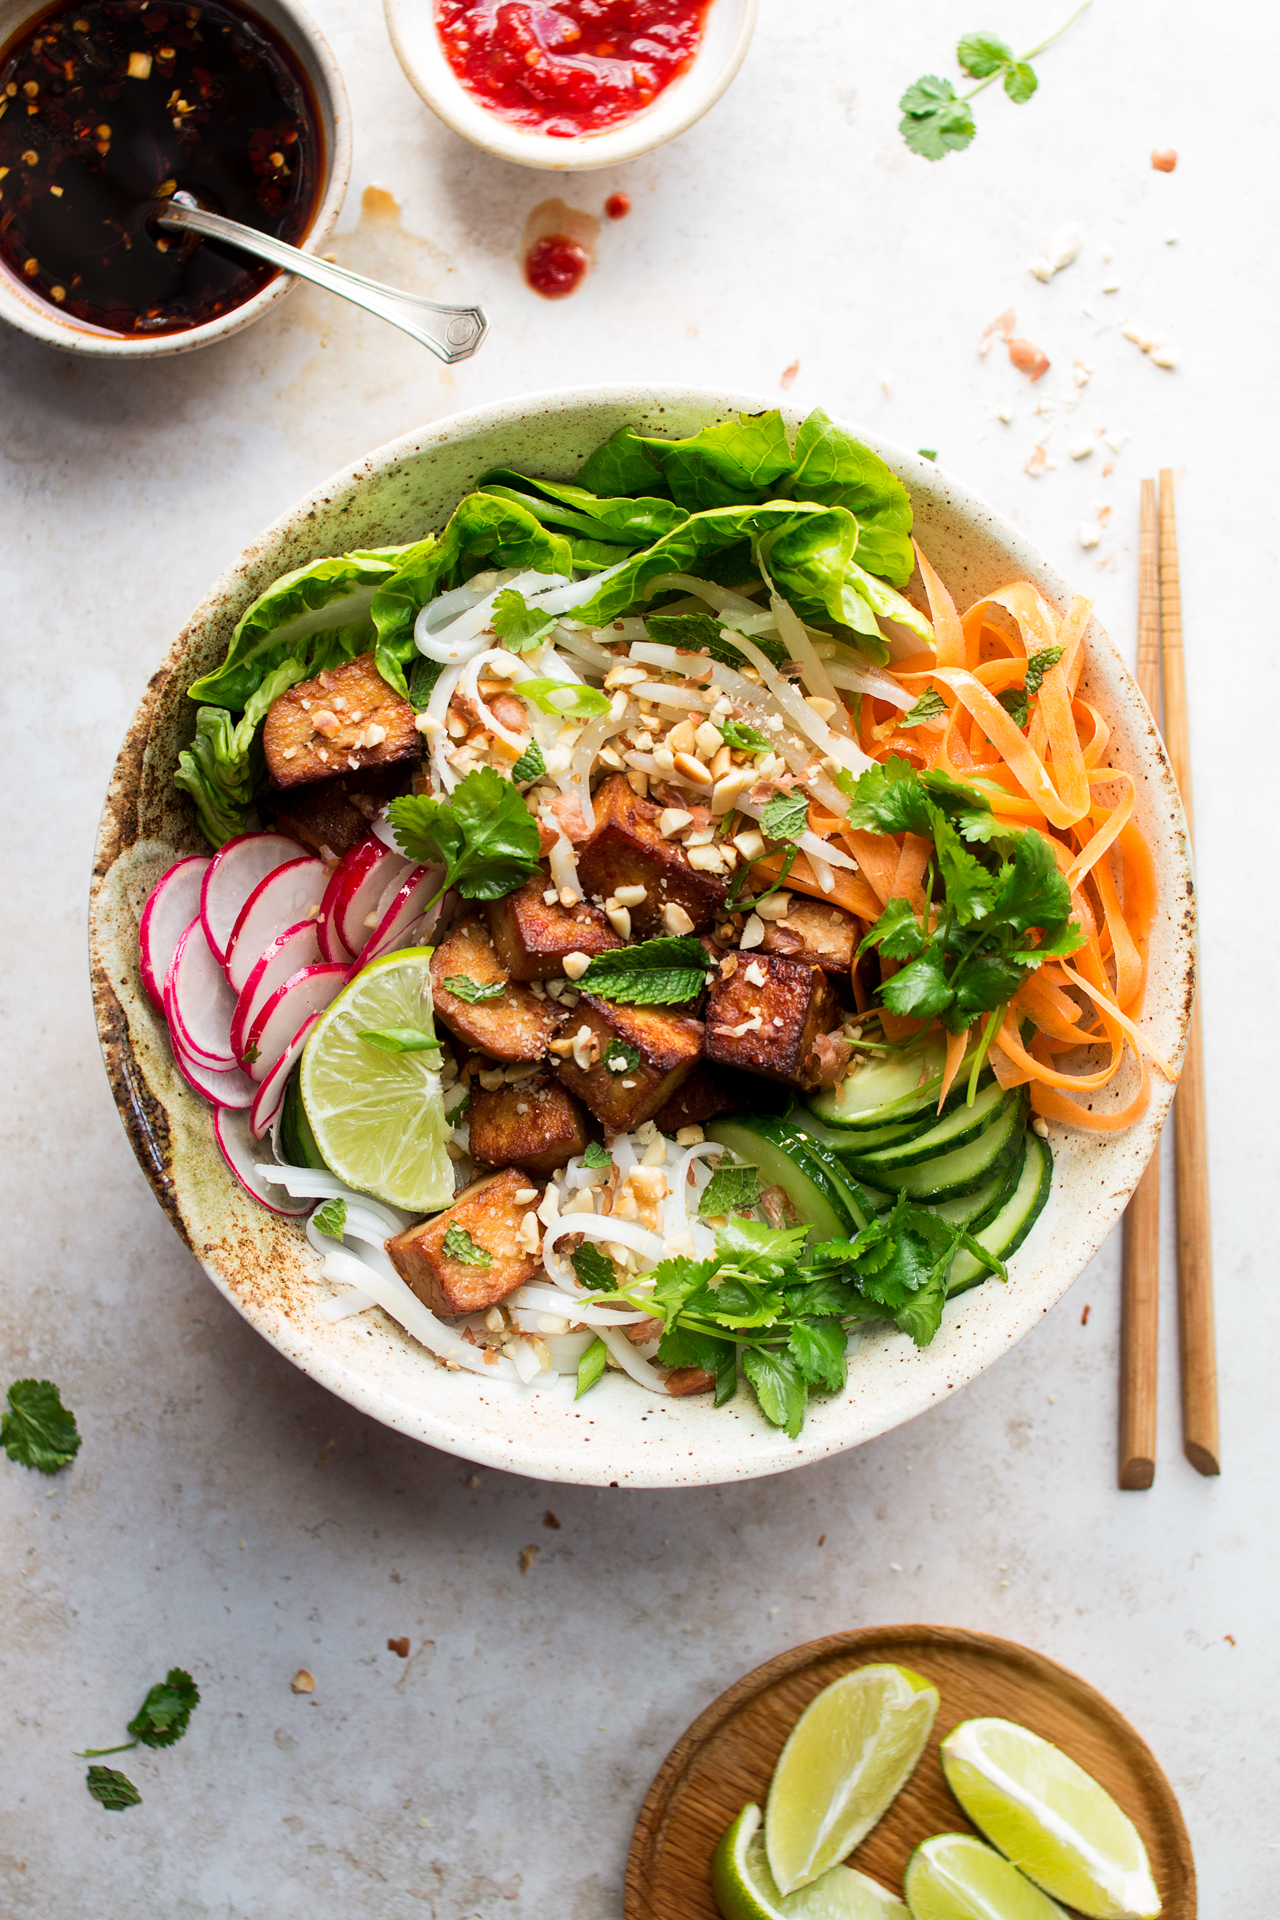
[484,874,623,981]
[468,1074,591,1176]
[760,897,860,974]
[263,653,421,789]
[551,992,703,1132]
[575,774,728,937]
[706,951,842,1090]
[430,916,563,1063]
[385,1168,544,1314]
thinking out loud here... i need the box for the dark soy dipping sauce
[0,0,322,336]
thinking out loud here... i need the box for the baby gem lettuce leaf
[388,767,541,904]
[2,1378,81,1473]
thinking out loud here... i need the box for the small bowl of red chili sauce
[0,0,350,357]
[384,0,758,171]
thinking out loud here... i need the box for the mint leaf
[1004,60,1038,102]
[441,976,505,1005]
[87,1766,141,1810]
[358,1027,442,1056]
[957,31,1014,76]
[578,935,709,1006]
[742,1347,807,1439]
[313,1198,347,1239]
[998,688,1030,730]
[603,1039,643,1075]
[571,1244,617,1291]
[760,791,809,843]
[442,1225,492,1268]
[699,1162,762,1219]
[582,1141,612,1169]
[490,588,555,651]
[509,738,546,784]
[2,1379,81,1474]
[128,1668,200,1749]
[1024,644,1064,699]
[899,688,947,727]
[899,76,977,160]
[575,1337,608,1398]
[407,654,444,712]
[719,717,771,753]
[644,611,788,671]
[388,766,541,903]
[516,677,611,720]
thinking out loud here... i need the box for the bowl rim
[382,0,759,172]
[89,383,1194,1487]
[0,0,352,358]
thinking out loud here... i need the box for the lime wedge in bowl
[299,947,453,1213]
[903,1834,1070,1919]
[714,1804,908,1920]
[939,1720,1160,1919]
[765,1664,939,1894]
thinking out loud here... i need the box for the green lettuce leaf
[779,410,916,587]
[173,657,308,847]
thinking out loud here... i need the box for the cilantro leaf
[571,1244,617,1292]
[1024,644,1064,698]
[582,1141,612,1169]
[742,1347,808,1439]
[880,947,954,1020]
[2,1378,81,1474]
[490,588,555,651]
[128,1668,200,1749]
[516,677,611,720]
[899,688,947,727]
[859,896,925,962]
[788,1317,849,1393]
[510,739,546,784]
[932,812,998,925]
[783,1274,863,1317]
[648,1251,720,1319]
[358,1027,442,1055]
[957,30,1014,76]
[388,766,541,903]
[313,1198,347,1239]
[86,1766,141,1810]
[644,611,788,671]
[441,976,505,1006]
[699,1162,762,1219]
[845,756,933,836]
[715,1214,809,1280]
[442,1225,492,1268]
[760,792,809,844]
[575,1338,608,1399]
[1004,61,1038,102]
[998,688,1030,730]
[578,935,709,1006]
[948,951,1028,1026]
[991,827,1072,933]
[899,76,977,160]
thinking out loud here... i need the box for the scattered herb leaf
[719,716,771,753]
[2,1379,81,1474]
[603,1039,644,1076]
[571,1244,618,1291]
[313,1198,347,1239]
[442,1225,493,1268]
[1024,644,1064,698]
[900,3,1090,161]
[998,688,1030,729]
[759,791,809,844]
[899,688,947,727]
[128,1669,200,1750]
[582,1142,612,1169]
[698,1162,763,1219]
[388,766,541,905]
[86,1766,141,1810]
[509,738,546,784]
[441,976,505,1006]
[490,588,555,651]
[578,935,709,1006]
[644,611,788,670]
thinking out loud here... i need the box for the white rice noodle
[420,660,465,791]
[460,648,531,752]
[508,1284,651,1326]
[641,572,764,619]
[768,590,854,739]
[523,562,629,617]
[540,1213,665,1290]
[662,1141,726,1236]
[598,1325,670,1393]
[415,568,566,664]
[827,659,916,711]
[627,680,714,710]
[543,1329,597,1373]
[315,1245,521,1380]
[257,1165,414,1230]
[416,569,504,634]
[730,796,859,874]
[542,817,583,902]
[553,625,618,671]
[569,696,631,831]
[723,626,874,779]
[585,616,648,645]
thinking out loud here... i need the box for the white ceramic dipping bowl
[89,386,1194,1488]
[0,0,351,358]
[384,0,758,171]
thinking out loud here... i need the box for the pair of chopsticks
[1118,474,1220,1487]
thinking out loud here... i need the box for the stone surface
[1,1,1276,1913]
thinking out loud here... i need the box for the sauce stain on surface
[604,192,631,220]
[522,197,597,300]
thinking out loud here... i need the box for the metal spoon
[156,192,488,365]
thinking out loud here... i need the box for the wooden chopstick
[1118,479,1162,1490]
[1158,470,1221,1476]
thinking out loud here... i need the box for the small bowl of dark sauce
[0,0,350,355]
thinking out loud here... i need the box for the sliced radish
[165,918,238,1070]
[213,1107,310,1216]
[248,1012,320,1140]
[324,838,413,962]
[224,856,329,992]
[139,854,210,1012]
[201,832,304,966]
[229,920,322,1061]
[359,864,444,964]
[171,1033,256,1109]
[244,962,348,1082]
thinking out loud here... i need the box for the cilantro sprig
[900,2,1091,160]
[388,766,541,910]
[577,935,709,1006]
[2,1378,81,1473]
[490,587,555,652]
[79,1668,201,1760]
[725,788,807,912]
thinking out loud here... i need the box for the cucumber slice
[948,1132,1053,1294]
[850,1094,1027,1201]
[804,1033,989,1132]
[926,1147,1025,1232]
[795,1108,938,1155]
[280,1066,328,1172]
[707,1117,854,1243]
[846,1078,1009,1176]
[781,1124,879,1234]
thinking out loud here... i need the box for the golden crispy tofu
[430,917,563,1063]
[266,764,413,860]
[650,1066,741,1135]
[761,897,859,975]
[551,992,703,1132]
[576,774,728,937]
[485,875,622,981]
[263,653,420,790]
[706,951,841,1089]
[385,1168,544,1315]
[468,1074,590,1176]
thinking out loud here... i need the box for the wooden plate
[626,1624,1194,1917]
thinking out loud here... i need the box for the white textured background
[2,1,1277,1912]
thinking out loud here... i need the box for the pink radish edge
[172,1035,256,1110]
[229,919,322,1061]
[358,864,443,965]
[165,918,238,1071]
[139,854,210,1012]
[213,1108,310,1216]
[224,855,330,992]
[200,831,305,965]
[244,962,349,1083]
[248,1012,320,1140]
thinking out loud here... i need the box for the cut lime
[714,1804,908,1920]
[765,1664,939,1894]
[903,1834,1069,1919]
[299,948,453,1213]
[940,1720,1160,1919]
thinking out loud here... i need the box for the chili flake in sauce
[436,0,711,138]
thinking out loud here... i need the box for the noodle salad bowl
[89,387,1193,1488]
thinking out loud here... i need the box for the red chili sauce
[436,0,712,137]
[0,0,322,336]
[524,231,587,297]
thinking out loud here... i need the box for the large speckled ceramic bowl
[89,386,1194,1488]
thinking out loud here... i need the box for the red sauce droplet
[525,233,589,298]
[605,192,631,220]
[436,0,711,136]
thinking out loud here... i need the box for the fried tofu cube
[263,652,420,790]
[650,1067,741,1135]
[430,916,563,1063]
[550,992,703,1132]
[706,951,841,1089]
[385,1168,544,1315]
[761,897,859,975]
[468,1074,590,1176]
[485,875,622,981]
[266,764,413,861]
[575,774,728,937]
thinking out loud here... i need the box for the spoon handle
[157,203,488,365]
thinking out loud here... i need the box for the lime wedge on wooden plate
[714,1804,908,1920]
[903,1834,1069,1919]
[299,948,453,1213]
[939,1720,1161,1919]
[765,1664,939,1894]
